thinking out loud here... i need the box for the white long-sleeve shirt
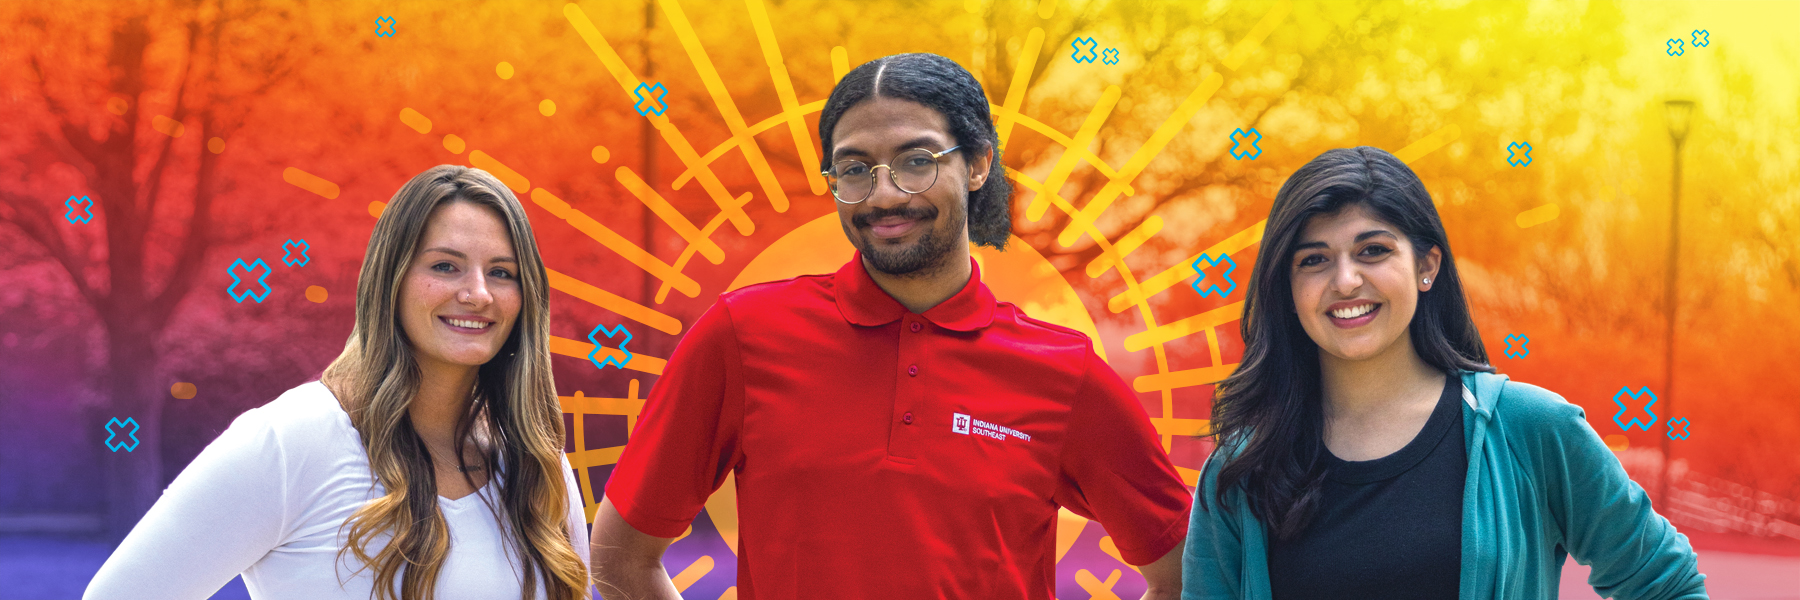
[84,381,591,600]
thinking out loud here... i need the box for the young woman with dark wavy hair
[1181,147,1706,599]
[88,166,590,600]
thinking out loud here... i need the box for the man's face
[829,97,989,278]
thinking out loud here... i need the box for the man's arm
[590,496,682,600]
[1139,538,1186,600]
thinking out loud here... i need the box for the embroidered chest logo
[951,412,1031,442]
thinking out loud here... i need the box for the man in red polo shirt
[590,53,1190,599]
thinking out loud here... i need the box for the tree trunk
[101,315,164,541]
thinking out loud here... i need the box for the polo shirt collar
[833,251,996,332]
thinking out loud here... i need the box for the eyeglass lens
[830,149,944,202]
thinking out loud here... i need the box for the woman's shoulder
[218,381,360,455]
[1463,371,1584,424]
[1463,371,1602,458]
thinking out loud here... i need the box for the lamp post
[1660,99,1694,508]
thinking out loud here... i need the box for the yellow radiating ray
[617,165,726,264]
[468,150,532,194]
[830,46,849,82]
[1055,508,1088,562]
[388,109,703,304]
[1107,220,1265,314]
[1125,302,1243,352]
[568,446,624,472]
[992,106,1132,184]
[657,192,754,304]
[398,107,432,134]
[1075,569,1124,600]
[549,335,667,376]
[671,555,715,592]
[1517,203,1559,228]
[673,100,826,189]
[530,188,701,298]
[563,3,756,235]
[282,167,340,199]
[560,388,648,424]
[1037,0,1058,19]
[1150,417,1211,437]
[1096,537,1142,574]
[1176,466,1202,488]
[563,381,643,523]
[995,27,1046,147]
[718,587,738,600]
[1085,216,1163,278]
[1025,85,1123,222]
[744,0,827,196]
[1393,124,1462,165]
[658,0,790,213]
[1135,364,1237,394]
[704,471,740,556]
[1007,167,1180,450]
[1221,0,1293,72]
[1057,72,1224,248]
[546,268,684,335]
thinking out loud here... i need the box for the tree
[0,0,308,538]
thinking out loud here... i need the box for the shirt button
[902,412,914,425]
[910,322,922,333]
[907,364,919,377]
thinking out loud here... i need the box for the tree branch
[0,191,105,311]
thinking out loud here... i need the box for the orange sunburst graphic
[281,0,1480,596]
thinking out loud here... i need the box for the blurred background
[1,0,1796,598]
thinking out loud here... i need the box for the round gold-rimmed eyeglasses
[820,145,962,204]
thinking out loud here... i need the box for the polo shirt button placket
[902,412,914,425]
[907,364,919,377]
[910,322,922,333]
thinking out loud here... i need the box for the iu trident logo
[952,413,971,435]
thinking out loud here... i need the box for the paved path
[7,534,1796,599]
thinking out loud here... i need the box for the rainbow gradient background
[2,0,1797,597]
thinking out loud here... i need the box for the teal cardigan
[1182,371,1708,599]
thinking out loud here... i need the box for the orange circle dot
[170,382,197,400]
[591,146,610,163]
[368,201,387,218]
[305,285,329,303]
[1603,434,1629,451]
[207,137,225,154]
[539,99,556,116]
[106,97,128,115]
[496,61,515,80]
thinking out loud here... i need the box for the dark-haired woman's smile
[1326,300,1381,328]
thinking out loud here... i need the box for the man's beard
[853,203,965,278]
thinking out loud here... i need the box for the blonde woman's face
[398,201,522,372]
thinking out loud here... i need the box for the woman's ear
[967,145,994,191]
[1419,245,1443,291]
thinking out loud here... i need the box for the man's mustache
[852,205,938,229]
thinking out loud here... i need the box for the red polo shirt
[605,253,1191,599]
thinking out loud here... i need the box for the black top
[1268,373,1467,600]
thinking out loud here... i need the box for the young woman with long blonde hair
[88,165,590,600]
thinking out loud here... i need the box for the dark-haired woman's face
[829,97,990,277]
[398,201,522,374]
[1290,204,1440,363]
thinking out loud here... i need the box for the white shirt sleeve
[563,453,590,571]
[85,406,292,600]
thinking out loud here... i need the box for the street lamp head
[1664,99,1695,144]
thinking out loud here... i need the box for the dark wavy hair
[1206,147,1493,540]
[817,53,1013,249]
